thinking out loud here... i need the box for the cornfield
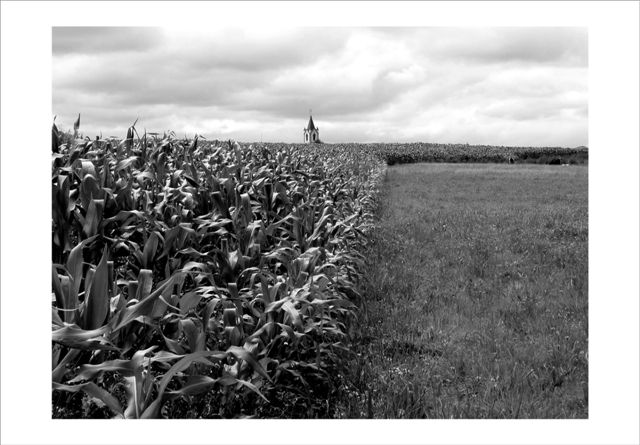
[52,122,385,418]
[367,142,587,165]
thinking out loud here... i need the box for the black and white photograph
[1,1,639,444]
[49,25,591,420]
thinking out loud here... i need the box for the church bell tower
[303,112,320,143]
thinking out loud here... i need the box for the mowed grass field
[347,163,588,418]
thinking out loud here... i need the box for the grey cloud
[53,29,351,110]
[53,27,164,55]
[183,28,350,71]
[236,79,408,120]
[412,27,587,66]
[481,99,573,121]
[55,56,272,109]
[249,63,425,120]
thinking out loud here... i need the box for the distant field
[344,163,588,418]
[258,142,588,166]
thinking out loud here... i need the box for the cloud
[407,27,588,66]
[53,27,164,55]
[172,28,351,71]
[52,27,588,146]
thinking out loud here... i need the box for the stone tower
[303,113,320,143]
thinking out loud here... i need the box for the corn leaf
[140,350,227,418]
[82,247,110,330]
[110,273,183,331]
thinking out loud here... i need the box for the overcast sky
[52,27,587,146]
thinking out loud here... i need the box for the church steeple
[303,111,320,143]
[306,115,316,132]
